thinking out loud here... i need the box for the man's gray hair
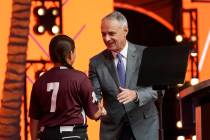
[102,11,128,27]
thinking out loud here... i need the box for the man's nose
[103,35,111,42]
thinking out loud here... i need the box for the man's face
[101,19,128,53]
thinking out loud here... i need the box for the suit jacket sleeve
[88,59,103,101]
[136,86,158,107]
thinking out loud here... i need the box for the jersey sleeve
[29,83,42,120]
[79,76,99,119]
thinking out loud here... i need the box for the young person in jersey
[29,34,102,140]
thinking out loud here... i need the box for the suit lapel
[126,43,137,88]
[102,43,138,88]
[103,50,120,87]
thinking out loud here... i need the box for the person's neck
[54,63,73,69]
[54,63,68,67]
[116,41,127,53]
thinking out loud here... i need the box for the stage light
[176,93,180,98]
[51,25,60,35]
[34,6,46,16]
[177,83,184,87]
[49,7,59,16]
[33,24,45,34]
[175,34,183,43]
[176,120,183,128]
[190,35,197,42]
[37,25,45,33]
[190,49,198,57]
[177,136,185,140]
[190,78,199,85]
[33,7,61,35]
[32,0,62,35]
[192,135,196,140]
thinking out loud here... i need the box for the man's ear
[124,26,128,36]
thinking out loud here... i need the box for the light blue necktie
[117,53,126,87]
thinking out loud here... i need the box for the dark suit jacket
[89,42,159,140]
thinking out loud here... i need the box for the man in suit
[89,11,159,140]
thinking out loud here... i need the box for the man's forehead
[101,20,122,30]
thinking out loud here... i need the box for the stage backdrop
[0,0,113,140]
[1,0,210,140]
[183,0,210,81]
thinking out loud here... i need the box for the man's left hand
[117,87,138,104]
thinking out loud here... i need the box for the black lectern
[137,46,189,140]
[138,46,189,87]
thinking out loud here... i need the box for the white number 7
[47,82,60,112]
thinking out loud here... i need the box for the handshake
[93,100,107,120]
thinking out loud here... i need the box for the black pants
[39,125,88,140]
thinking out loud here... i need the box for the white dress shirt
[112,41,128,71]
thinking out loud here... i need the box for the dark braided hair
[49,34,75,68]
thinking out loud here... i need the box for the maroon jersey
[29,66,98,127]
